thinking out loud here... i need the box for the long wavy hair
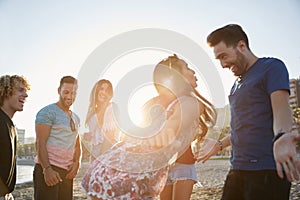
[85,79,113,127]
[154,54,217,140]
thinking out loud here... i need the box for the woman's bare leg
[172,180,194,200]
[160,184,173,200]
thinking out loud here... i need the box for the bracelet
[273,132,286,143]
[43,165,52,174]
[217,140,223,151]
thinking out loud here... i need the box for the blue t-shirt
[228,57,290,170]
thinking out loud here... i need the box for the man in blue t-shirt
[198,24,299,199]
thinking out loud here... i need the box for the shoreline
[17,158,35,166]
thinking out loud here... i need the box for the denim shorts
[165,163,198,185]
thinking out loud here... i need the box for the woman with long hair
[156,54,216,200]
[83,79,119,162]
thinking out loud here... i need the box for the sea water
[17,165,34,184]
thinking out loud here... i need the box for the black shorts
[221,169,291,200]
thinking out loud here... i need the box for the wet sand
[12,159,300,200]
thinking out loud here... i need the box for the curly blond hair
[0,75,30,106]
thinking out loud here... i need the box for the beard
[59,94,74,108]
[233,50,248,77]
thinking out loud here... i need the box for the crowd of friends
[1,23,300,200]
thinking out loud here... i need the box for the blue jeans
[33,164,73,200]
[221,169,291,200]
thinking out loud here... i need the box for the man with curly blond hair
[0,75,30,200]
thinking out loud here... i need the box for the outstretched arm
[146,96,201,150]
[196,136,231,163]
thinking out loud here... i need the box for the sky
[1,0,300,138]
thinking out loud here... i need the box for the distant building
[290,77,300,132]
[24,137,36,144]
[17,128,25,145]
[290,77,300,108]
[17,129,36,144]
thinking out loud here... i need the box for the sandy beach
[12,159,300,199]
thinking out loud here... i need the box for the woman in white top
[83,79,119,162]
